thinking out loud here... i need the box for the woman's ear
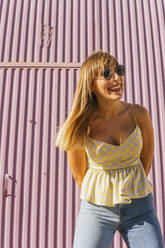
[91,79,95,91]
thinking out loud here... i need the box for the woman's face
[92,65,124,100]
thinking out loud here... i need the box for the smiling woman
[53,49,164,248]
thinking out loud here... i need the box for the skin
[91,64,125,120]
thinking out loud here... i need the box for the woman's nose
[112,72,119,80]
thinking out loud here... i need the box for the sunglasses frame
[95,64,125,81]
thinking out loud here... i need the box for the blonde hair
[53,49,119,151]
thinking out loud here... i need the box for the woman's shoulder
[131,102,149,116]
[130,102,150,127]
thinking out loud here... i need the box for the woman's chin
[107,91,123,99]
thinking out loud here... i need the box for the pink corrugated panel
[0,0,165,247]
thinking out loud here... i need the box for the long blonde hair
[53,49,119,151]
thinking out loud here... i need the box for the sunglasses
[96,64,125,80]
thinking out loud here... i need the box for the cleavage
[88,104,137,146]
[90,125,137,146]
[90,126,136,146]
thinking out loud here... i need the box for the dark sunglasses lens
[104,68,111,79]
[116,65,125,75]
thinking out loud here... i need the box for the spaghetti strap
[131,104,137,126]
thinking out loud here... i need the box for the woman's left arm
[138,105,155,177]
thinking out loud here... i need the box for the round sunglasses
[96,64,125,80]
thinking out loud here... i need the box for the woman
[54,50,164,247]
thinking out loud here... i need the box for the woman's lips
[108,87,122,94]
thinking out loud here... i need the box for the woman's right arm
[67,148,88,189]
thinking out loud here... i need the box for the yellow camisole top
[80,104,154,207]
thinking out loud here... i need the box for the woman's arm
[135,104,155,177]
[67,148,88,189]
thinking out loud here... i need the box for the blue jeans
[73,193,164,248]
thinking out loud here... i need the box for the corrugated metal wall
[0,0,165,247]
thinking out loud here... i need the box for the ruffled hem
[80,164,154,207]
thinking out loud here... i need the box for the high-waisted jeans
[73,193,164,248]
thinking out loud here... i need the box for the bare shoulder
[131,103,152,127]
